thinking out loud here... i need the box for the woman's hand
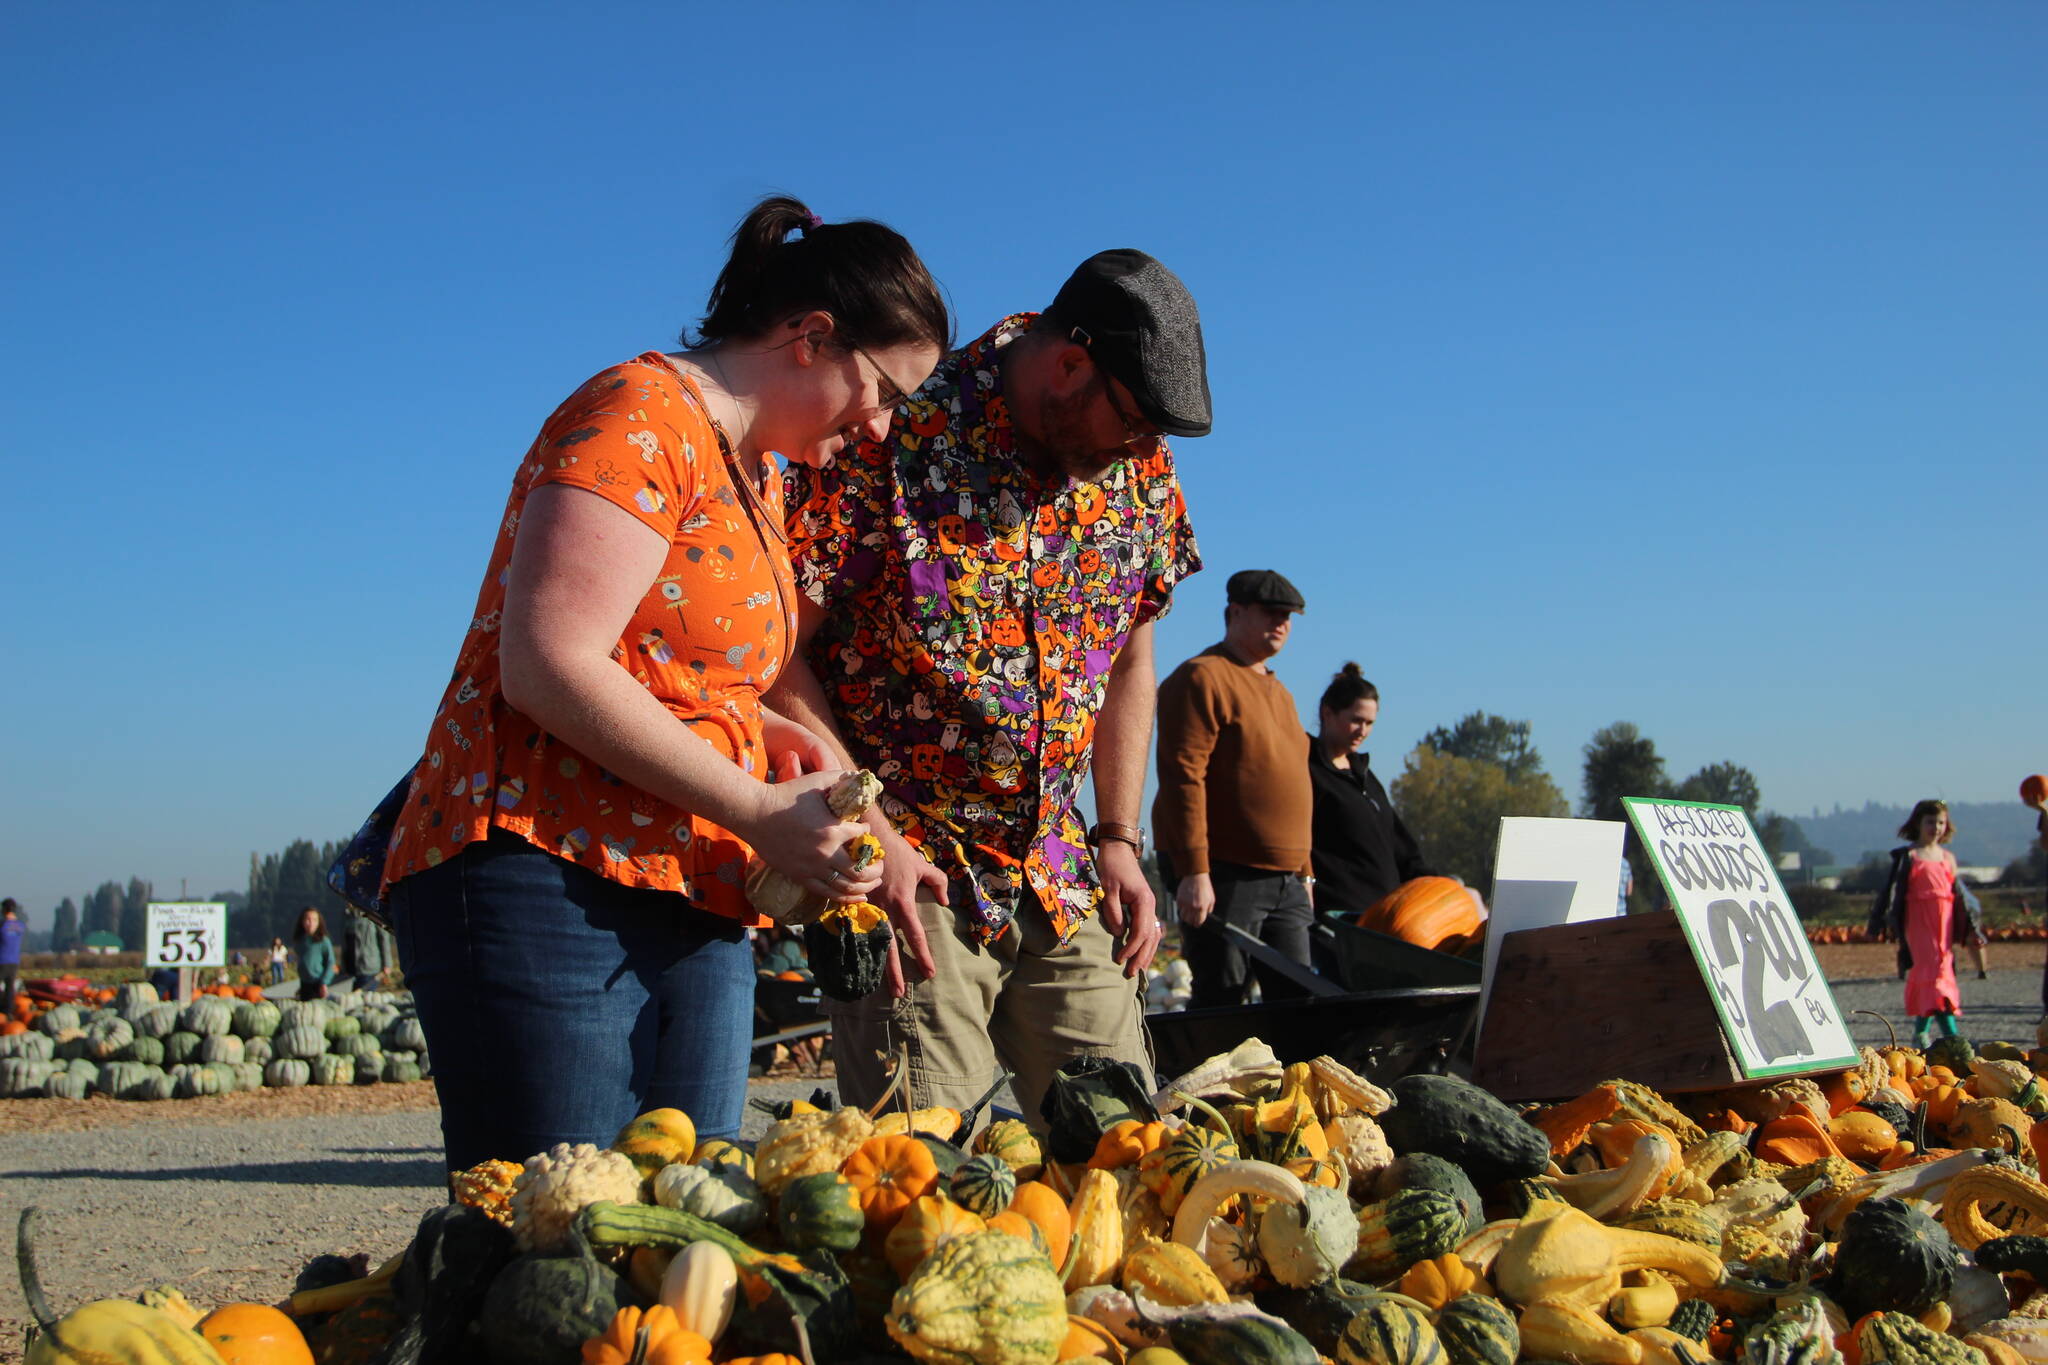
[763,708,836,783]
[733,770,883,903]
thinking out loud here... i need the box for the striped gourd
[972,1118,1045,1181]
[312,1053,355,1086]
[266,1058,311,1088]
[1436,1293,1519,1365]
[1148,1123,1239,1215]
[1347,1189,1467,1281]
[1338,1294,1449,1365]
[693,1138,755,1178]
[950,1155,1018,1219]
[1670,1298,1716,1342]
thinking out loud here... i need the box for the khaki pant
[826,894,1152,1131]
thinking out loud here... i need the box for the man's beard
[1016,387,1126,484]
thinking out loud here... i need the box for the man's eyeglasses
[851,342,915,414]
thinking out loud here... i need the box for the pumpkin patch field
[24,1029,2048,1365]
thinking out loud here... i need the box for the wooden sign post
[1472,799,1854,1100]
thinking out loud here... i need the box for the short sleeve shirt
[785,315,1201,945]
[383,354,794,922]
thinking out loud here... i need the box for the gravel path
[5,948,2043,1361]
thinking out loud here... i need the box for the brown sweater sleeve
[1153,660,1221,877]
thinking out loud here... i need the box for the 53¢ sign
[1623,799,1856,1078]
[145,902,227,969]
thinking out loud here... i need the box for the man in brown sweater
[1153,569,1316,1007]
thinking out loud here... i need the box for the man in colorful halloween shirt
[774,249,1209,1119]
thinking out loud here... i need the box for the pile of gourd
[0,982,430,1101]
[30,1028,2048,1365]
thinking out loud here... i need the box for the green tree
[84,881,123,939]
[1419,712,1545,783]
[1389,744,1570,888]
[1580,722,1668,822]
[119,876,153,955]
[1672,761,1761,815]
[49,898,78,953]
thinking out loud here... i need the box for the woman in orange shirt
[381,197,948,1170]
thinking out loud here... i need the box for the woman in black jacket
[1307,663,1436,920]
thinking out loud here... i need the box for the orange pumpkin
[1008,1180,1073,1271]
[2021,774,2048,809]
[841,1134,939,1233]
[1087,1119,1167,1170]
[1753,1112,1844,1166]
[579,1306,711,1365]
[196,1304,315,1365]
[1820,1068,1871,1116]
[883,1194,986,1277]
[1358,877,1482,951]
[0,1021,25,1036]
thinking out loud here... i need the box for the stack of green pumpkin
[0,985,431,1101]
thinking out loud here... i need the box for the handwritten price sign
[144,902,227,969]
[1622,799,1856,1078]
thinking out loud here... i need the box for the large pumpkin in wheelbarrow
[1357,877,1482,952]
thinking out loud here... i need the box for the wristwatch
[1086,822,1148,857]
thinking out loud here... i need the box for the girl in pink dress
[1868,799,1980,1047]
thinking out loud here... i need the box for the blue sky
[3,3,2042,913]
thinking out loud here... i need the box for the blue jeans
[389,827,755,1172]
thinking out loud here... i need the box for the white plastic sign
[1623,798,1855,1077]
[145,902,227,969]
[1478,817,1626,1032]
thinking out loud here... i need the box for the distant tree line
[27,838,354,953]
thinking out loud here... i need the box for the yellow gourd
[1064,1169,1127,1291]
[20,1209,230,1365]
[1120,1239,1228,1306]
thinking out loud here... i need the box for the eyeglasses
[850,342,915,414]
[1069,325,1159,447]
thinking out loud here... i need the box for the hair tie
[800,212,822,234]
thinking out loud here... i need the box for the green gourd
[382,1055,422,1084]
[777,1172,867,1253]
[239,1037,271,1066]
[265,1058,312,1088]
[179,998,232,1037]
[162,1032,203,1066]
[85,1016,134,1061]
[1258,1184,1360,1288]
[1669,1298,1716,1342]
[1829,1198,1958,1320]
[231,1000,280,1038]
[1377,1074,1550,1187]
[1338,1295,1449,1365]
[44,1072,91,1101]
[324,1014,362,1042]
[1435,1293,1519,1365]
[949,1154,1018,1219]
[1347,1189,1467,1281]
[475,1254,639,1365]
[276,1025,328,1060]
[1375,1153,1486,1237]
[312,1053,355,1086]
[1256,1280,1385,1356]
[886,1231,1066,1365]
[197,1034,244,1065]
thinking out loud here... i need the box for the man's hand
[1175,872,1216,929]
[1096,841,1161,978]
[867,814,943,998]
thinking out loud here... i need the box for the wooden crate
[1471,911,1835,1101]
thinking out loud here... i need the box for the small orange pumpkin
[841,1134,939,1233]
[196,1304,315,1365]
[1008,1180,1073,1271]
[579,1306,711,1365]
[1087,1119,1167,1170]
[1753,1112,1844,1166]
[2021,774,2048,809]
[1358,876,1482,951]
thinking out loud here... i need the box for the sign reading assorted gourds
[1624,798,1857,1078]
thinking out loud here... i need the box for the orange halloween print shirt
[382,354,793,922]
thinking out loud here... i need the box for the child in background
[1867,799,1983,1047]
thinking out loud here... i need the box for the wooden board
[1471,911,1838,1101]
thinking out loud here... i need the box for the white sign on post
[1622,798,1856,1077]
[1478,817,1626,1031]
[145,902,227,969]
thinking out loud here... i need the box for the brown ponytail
[686,195,950,355]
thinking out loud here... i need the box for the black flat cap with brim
[1226,568,1306,613]
[1045,248,1212,438]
